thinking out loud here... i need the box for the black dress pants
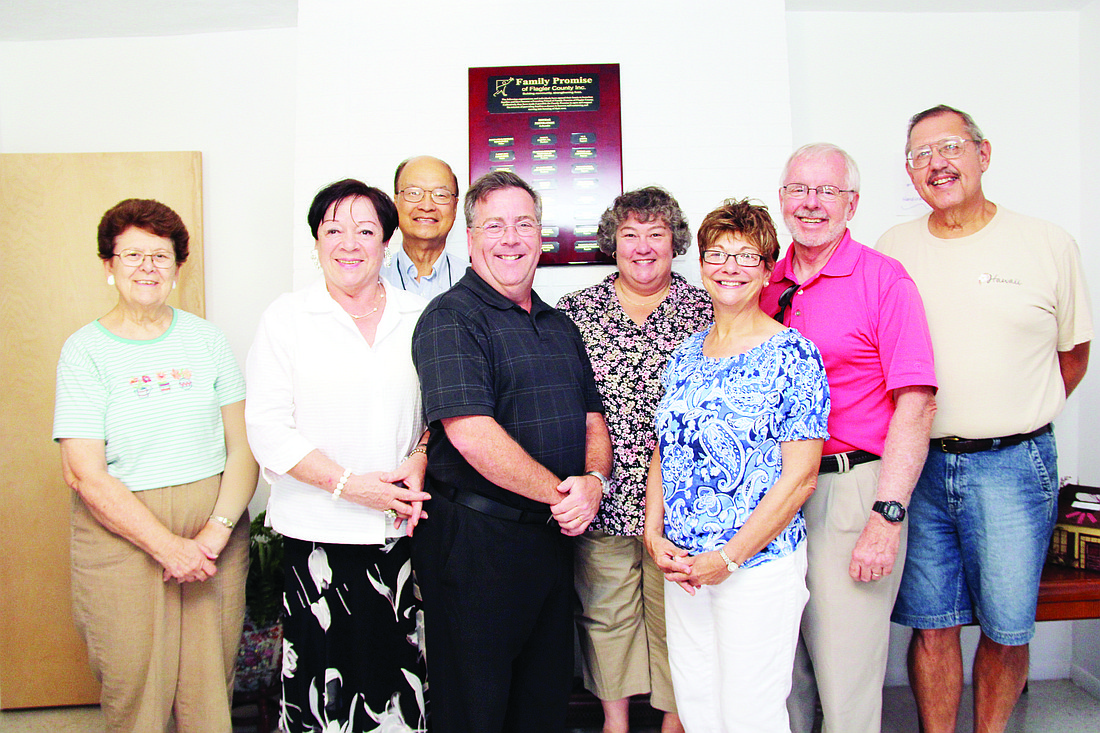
[412,488,574,733]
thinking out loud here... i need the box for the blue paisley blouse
[558,273,713,535]
[656,326,830,567]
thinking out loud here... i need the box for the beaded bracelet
[408,444,428,459]
[332,468,351,501]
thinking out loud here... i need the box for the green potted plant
[235,510,284,693]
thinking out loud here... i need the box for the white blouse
[246,278,427,544]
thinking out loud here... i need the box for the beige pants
[788,461,907,733]
[70,475,248,733]
[574,531,677,712]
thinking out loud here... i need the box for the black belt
[436,484,553,525]
[819,450,880,474]
[930,424,1051,454]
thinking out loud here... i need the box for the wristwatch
[872,500,906,523]
[585,470,610,495]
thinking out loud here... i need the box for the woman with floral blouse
[644,199,829,732]
[557,186,711,733]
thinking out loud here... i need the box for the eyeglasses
[780,184,855,202]
[114,249,176,269]
[399,187,457,205]
[701,249,765,267]
[772,283,797,324]
[906,137,979,169]
[474,221,540,239]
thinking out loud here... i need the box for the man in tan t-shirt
[878,104,1092,733]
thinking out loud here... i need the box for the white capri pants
[665,544,808,733]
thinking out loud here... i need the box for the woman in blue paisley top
[558,187,710,733]
[644,199,830,732]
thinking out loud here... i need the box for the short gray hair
[906,104,985,154]
[781,142,861,193]
[464,170,542,227]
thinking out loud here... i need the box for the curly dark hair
[97,199,189,263]
[596,186,691,257]
[696,198,780,268]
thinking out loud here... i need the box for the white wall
[787,12,1082,254]
[1072,0,1100,696]
[1076,2,1100,487]
[0,28,297,516]
[292,0,795,305]
[0,28,297,367]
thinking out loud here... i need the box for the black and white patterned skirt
[279,536,427,732]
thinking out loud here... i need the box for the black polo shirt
[412,268,604,512]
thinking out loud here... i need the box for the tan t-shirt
[877,207,1092,440]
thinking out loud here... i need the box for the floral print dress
[557,272,713,536]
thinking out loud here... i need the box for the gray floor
[2,679,1098,732]
[879,678,1100,733]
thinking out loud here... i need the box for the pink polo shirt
[760,231,936,456]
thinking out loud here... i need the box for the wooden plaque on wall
[469,64,622,267]
[0,151,203,709]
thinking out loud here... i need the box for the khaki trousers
[788,461,906,733]
[70,475,248,733]
[574,531,677,712]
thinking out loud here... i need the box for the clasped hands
[645,534,734,596]
[549,473,603,536]
[158,516,238,584]
[336,464,432,536]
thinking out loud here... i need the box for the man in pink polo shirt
[760,143,937,733]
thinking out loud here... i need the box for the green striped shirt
[54,309,245,491]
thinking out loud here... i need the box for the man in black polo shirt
[411,170,612,733]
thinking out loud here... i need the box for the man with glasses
[878,105,1092,733]
[381,155,466,298]
[411,170,612,733]
[761,143,937,733]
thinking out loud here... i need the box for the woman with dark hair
[557,186,711,733]
[54,198,257,732]
[246,179,430,732]
[644,199,829,732]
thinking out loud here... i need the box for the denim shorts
[891,430,1058,645]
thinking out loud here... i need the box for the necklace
[348,281,386,320]
[616,279,669,307]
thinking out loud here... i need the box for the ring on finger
[385,509,398,520]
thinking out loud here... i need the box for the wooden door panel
[0,152,203,708]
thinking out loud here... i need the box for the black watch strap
[872,500,906,523]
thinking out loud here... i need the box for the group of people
[53,103,1091,733]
